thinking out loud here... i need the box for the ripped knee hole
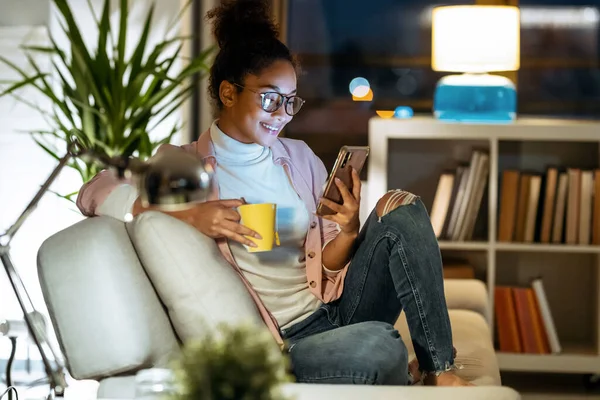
[376,190,418,218]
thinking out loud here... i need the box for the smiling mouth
[260,122,281,135]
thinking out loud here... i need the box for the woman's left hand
[319,167,361,235]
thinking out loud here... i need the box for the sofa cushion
[444,279,490,321]
[395,309,500,386]
[126,211,265,343]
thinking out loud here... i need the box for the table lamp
[0,140,213,399]
[431,5,520,122]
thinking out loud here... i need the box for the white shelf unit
[367,116,600,375]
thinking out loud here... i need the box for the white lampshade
[432,5,520,73]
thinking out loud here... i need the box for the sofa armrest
[38,216,180,380]
[444,279,489,321]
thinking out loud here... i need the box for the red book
[513,287,544,354]
[495,286,522,353]
[529,288,551,354]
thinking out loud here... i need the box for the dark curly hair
[205,0,298,110]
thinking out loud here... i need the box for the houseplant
[0,0,214,202]
[169,323,294,400]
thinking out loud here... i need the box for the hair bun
[206,0,279,49]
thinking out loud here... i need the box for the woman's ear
[219,81,237,108]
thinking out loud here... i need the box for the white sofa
[37,212,520,399]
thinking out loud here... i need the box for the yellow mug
[238,203,280,252]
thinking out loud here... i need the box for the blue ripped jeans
[281,195,454,385]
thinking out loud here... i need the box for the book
[445,165,471,240]
[593,169,600,244]
[551,173,569,243]
[540,168,558,243]
[458,153,489,241]
[430,172,455,238]
[443,262,475,279]
[524,175,542,243]
[451,151,484,241]
[495,286,522,353]
[498,170,521,242]
[566,168,581,244]
[514,175,531,242]
[532,278,562,354]
[513,287,545,354]
[579,170,594,245]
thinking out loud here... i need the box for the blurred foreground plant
[169,323,294,400]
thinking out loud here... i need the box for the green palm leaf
[0,0,215,202]
[0,74,47,97]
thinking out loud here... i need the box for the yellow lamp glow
[352,88,373,101]
[432,5,520,73]
[376,111,394,118]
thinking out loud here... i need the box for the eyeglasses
[232,83,305,116]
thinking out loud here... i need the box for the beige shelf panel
[369,117,600,142]
[497,344,600,374]
[439,241,600,254]
[438,241,490,251]
[495,243,600,254]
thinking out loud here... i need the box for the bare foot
[424,372,475,387]
[408,358,422,384]
[408,347,460,385]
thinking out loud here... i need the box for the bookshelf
[367,116,600,376]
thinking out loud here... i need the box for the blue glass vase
[433,73,517,123]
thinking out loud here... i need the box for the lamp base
[433,73,517,123]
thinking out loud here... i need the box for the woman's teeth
[261,122,279,134]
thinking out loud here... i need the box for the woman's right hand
[183,199,261,247]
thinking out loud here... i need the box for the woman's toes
[408,358,421,384]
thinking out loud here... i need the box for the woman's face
[218,59,298,147]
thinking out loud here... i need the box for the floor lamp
[0,139,213,399]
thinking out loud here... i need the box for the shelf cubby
[368,116,600,375]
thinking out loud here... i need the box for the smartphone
[317,145,370,216]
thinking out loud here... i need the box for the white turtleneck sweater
[210,122,322,329]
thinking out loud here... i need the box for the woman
[77,0,471,387]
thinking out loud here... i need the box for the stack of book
[443,261,475,280]
[498,168,600,244]
[494,278,561,354]
[430,150,490,241]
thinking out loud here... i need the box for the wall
[0,0,50,26]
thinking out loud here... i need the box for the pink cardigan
[76,130,350,347]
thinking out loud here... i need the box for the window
[282,0,475,172]
[281,0,600,172]
[518,1,600,116]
